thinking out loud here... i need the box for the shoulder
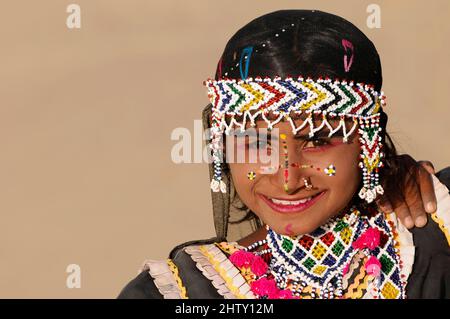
[118,238,252,299]
[396,174,450,298]
[117,264,163,299]
[436,166,450,190]
[390,174,450,252]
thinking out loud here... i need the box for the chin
[272,220,325,237]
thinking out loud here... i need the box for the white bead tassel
[358,116,384,203]
[210,117,226,193]
[210,179,226,193]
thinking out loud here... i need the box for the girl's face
[228,114,361,236]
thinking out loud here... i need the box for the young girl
[119,10,450,299]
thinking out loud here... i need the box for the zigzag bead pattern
[204,76,385,119]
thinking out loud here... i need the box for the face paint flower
[324,164,336,176]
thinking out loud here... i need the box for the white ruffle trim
[141,260,184,299]
[386,213,415,281]
[185,244,255,299]
[210,179,227,193]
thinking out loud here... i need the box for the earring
[358,116,384,203]
[303,177,313,190]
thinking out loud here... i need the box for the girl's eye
[247,139,271,149]
[303,137,330,149]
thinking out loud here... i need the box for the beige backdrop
[0,0,449,298]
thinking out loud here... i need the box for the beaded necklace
[229,206,405,299]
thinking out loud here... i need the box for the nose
[270,134,306,194]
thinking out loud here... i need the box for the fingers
[382,155,437,229]
[393,202,415,229]
[419,160,436,175]
[376,193,415,229]
[387,155,421,228]
[417,164,437,214]
[401,165,430,228]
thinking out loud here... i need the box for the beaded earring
[357,115,384,203]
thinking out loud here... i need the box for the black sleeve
[406,214,450,298]
[436,166,450,189]
[405,170,450,299]
[117,271,163,299]
[116,238,223,299]
[169,246,223,299]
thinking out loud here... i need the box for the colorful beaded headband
[204,76,386,203]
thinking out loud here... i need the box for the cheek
[229,164,245,188]
[302,141,360,195]
[229,163,257,201]
[325,145,361,199]
[331,159,360,187]
[230,162,269,216]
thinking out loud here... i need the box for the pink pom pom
[352,227,381,251]
[229,250,255,268]
[364,227,381,250]
[365,256,381,277]
[250,277,278,298]
[250,256,268,276]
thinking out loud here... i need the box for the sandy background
[0,0,449,298]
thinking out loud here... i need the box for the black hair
[215,10,408,223]
[215,10,382,91]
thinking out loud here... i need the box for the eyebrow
[234,130,274,139]
[294,130,344,140]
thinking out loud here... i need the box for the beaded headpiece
[204,76,386,203]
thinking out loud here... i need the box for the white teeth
[270,197,312,205]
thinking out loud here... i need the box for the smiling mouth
[259,191,326,214]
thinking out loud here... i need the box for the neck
[237,226,267,247]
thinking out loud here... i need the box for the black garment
[118,168,450,299]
